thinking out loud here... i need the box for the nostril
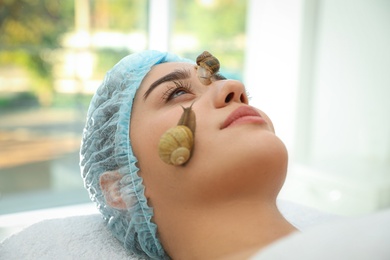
[240,93,246,103]
[225,92,234,103]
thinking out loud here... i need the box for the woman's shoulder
[251,207,390,260]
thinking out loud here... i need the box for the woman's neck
[156,199,297,260]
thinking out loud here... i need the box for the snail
[195,51,220,85]
[158,104,196,166]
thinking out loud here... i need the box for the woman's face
[130,62,288,211]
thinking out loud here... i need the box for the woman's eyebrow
[143,68,191,100]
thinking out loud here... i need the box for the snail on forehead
[195,51,220,85]
[158,103,196,166]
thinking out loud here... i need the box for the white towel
[0,214,139,260]
[277,199,340,230]
[0,200,337,259]
[251,207,390,260]
[2,202,389,259]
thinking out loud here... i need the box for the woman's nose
[212,80,248,108]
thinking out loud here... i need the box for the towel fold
[0,201,344,259]
[251,207,390,259]
[0,214,138,259]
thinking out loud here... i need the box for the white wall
[245,0,390,215]
[244,0,303,152]
[148,0,172,51]
[309,0,390,174]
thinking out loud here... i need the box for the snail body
[158,104,196,166]
[178,105,196,133]
[196,51,220,85]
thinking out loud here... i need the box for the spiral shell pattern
[158,125,194,166]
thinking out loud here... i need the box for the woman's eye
[163,81,193,102]
[170,88,188,99]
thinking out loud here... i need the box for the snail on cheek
[158,104,196,166]
[158,51,221,166]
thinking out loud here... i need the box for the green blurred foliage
[173,0,247,79]
[89,0,148,75]
[90,0,147,31]
[94,48,132,76]
[174,0,246,42]
[0,0,74,105]
[0,0,74,46]
[0,0,247,106]
[0,0,147,106]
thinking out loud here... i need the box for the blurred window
[0,0,246,214]
[0,0,148,214]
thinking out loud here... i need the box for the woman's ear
[100,171,127,209]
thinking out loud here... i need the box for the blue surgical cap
[80,50,192,259]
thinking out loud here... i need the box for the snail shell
[196,51,220,85]
[158,104,196,166]
[158,125,194,166]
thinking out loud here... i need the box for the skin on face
[130,62,288,213]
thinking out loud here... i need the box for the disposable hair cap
[80,50,192,259]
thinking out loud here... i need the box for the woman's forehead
[138,62,195,93]
[148,62,194,78]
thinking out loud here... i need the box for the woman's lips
[221,106,265,129]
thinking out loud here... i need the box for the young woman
[80,50,297,259]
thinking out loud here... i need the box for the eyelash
[162,81,193,102]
